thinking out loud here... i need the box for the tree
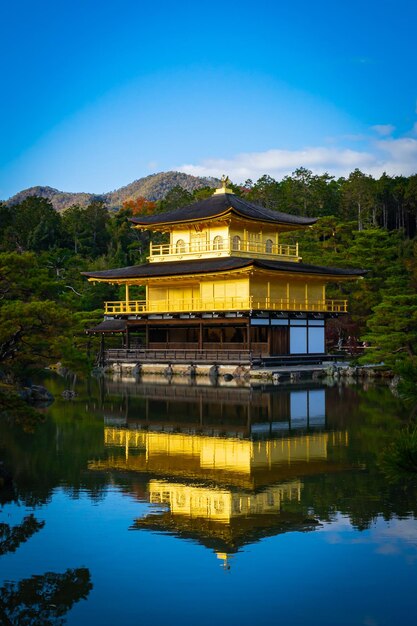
[83,200,110,257]
[158,186,193,212]
[192,186,217,201]
[9,197,63,252]
[363,294,417,366]
[405,174,417,235]
[122,196,156,215]
[62,205,86,254]
[340,169,376,230]
[0,300,72,376]
[0,253,61,302]
[246,174,281,209]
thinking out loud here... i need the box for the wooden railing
[148,238,299,262]
[105,348,255,364]
[104,296,348,315]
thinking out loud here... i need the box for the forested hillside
[1,167,417,382]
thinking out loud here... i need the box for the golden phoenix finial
[221,174,231,189]
[214,175,232,195]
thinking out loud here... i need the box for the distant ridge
[5,171,219,212]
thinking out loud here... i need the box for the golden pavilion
[84,176,364,361]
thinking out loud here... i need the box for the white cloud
[371,124,395,136]
[319,514,417,561]
[176,136,417,182]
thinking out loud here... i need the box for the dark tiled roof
[130,193,317,227]
[256,259,365,276]
[82,257,365,280]
[87,319,127,332]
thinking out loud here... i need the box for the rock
[324,364,338,377]
[233,365,250,380]
[195,364,218,378]
[390,375,401,391]
[91,366,106,377]
[272,372,291,383]
[381,369,395,379]
[171,364,195,377]
[223,374,234,381]
[250,370,273,380]
[61,390,77,400]
[20,385,54,406]
[346,366,359,378]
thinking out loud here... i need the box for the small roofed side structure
[87,319,127,333]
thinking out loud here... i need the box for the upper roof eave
[129,193,317,229]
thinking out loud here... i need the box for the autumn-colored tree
[122,196,156,215]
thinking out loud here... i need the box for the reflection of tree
[0,513,92,624]
[0,514,44,556]
[0,567,92,626]
[379,426,417,483]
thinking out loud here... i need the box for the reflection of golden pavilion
[148,479,301,523]
[90,427,349,490]
[89,423,349,556]
[88,383,354,558]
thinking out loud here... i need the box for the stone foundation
[107,361,394,385]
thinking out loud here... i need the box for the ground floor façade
[91,311,334,359]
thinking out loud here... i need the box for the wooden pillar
[199,321,203,350]
[125,283,130,314]
[145,322,149,348]
[125,327,130,349]
[99,333,105,367]
[247,319,251,351]
[267,324,272,356]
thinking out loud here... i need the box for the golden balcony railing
[104,296,348,315]
[148,238,299,262]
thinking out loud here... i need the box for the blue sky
[1,0,417,198]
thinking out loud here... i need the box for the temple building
[84,177,364,361]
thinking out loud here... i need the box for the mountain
[5,171,219,212]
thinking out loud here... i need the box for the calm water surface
[1,375,417,625]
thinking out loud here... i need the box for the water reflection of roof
[131,510,320,554]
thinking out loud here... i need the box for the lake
[1,374,417,626]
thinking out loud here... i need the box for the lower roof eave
[82,256,366,283]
